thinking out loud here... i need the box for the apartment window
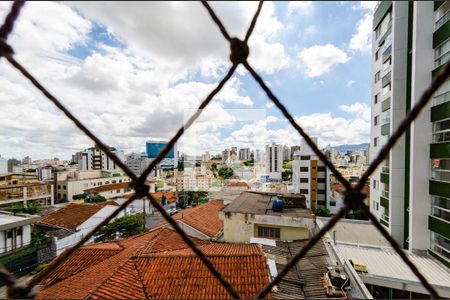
[435,39,450,68]
[300,167,308,172]
[300,156,310,160]
[6,230,12,239]
[374,115,379,126]
[375,49,379,61]
[382,57,391,72]
[258,226,280,239]
[300,178,308,183]
[376,202,379,211]
[318,166,326,172]
[63,186,66,190]
[330,201,336,206]
[318,178,326,183]
[300,189,309,194]
[373,180,378,190]
[375,26,381,39]
[433,119,450,143]
[374,71,380,83]
[57,185,61,189]
[17,227,22,236]
[374,93,379,104]
[318,189,326,194]
[382,82,391,95]
[116,189,120,193]
[374,137,378,147]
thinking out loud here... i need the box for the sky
[0,1,376,160]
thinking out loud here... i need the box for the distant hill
[332,143,369,153]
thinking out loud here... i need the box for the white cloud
[287,1,313,16]
[352,1,378,13]
[297,44,350,77]
[338,102,371,122]
[266,115,280,124]
[265,102,275,108]
[349,13,373,54]
[346,80,356,88]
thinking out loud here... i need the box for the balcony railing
[433,129,450,143]
[433,90,450,106]
[436,10,450,31]
[381,189,390,198]
[435,50,450,69]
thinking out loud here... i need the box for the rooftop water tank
[272,196,283,212]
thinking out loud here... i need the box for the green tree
[72,193,87,200]
[211,162,217,170]
[282,169,292,181]
[313,206,331,217]
[89,195,106,203]
[94,213,147,242]
[161,195,167,207]
[218,167,233,179]
[6,203,40,215]
[351,209,368,220]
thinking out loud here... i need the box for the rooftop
[259,238,330,299]
[36,203,114,230]
[37,227,270,299]
[84,182,130,193]
[222,192,313,218]
[160,200,224,238]
[0,211,40,230]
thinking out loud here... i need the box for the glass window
[374,137,378,147]
[300,167,308,172]
[375,49,379,61]
[382,82,391,95]
[374,93,379,104]
[374,115,379,126]
[300,156,310,160]
[374,71,381,83]
[300,178,308,183]
[258,226,280,239]
[435,39,450,68]
[300,189,309,194]
[318,178,326,183]
[318,166,326,172]
[17,227,22,236]
[318,189,325,194]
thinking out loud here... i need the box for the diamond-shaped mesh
[0,1,449,298]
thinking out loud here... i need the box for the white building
[36,166,53,181]
[175,168,213,191]
[79,146,125,172]
[55,170,131,201]
[0,211,39,255]
[370,0,450,267]
[202,151,211,162]
[125,152,149,176]
[238,148,250,161]
[265,143,282,180]
[0,156,7,174]
[292,138,328,209]
[22,156,32,165]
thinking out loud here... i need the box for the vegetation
[217,167,234,179]
[94,213,147,242]
[30,231,51,248]
[86,195,107,203]
[351,209,368,220]
[243,158,254,166]
[281,169,292,181]
[312,206,331,217]
[5,203,40,215]
[177,191,208,209]
[211,162,218,171]
[72,193,88,200]
[30,263,48,275]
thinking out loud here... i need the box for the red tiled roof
[161,200,224,238]
[36,203,109,230]
[37,228,270,299]
[84,182,130,193]
[227,181,249,187]
[331,183,370,195]
[150,191,178,204]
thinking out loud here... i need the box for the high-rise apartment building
[265,143,282,180]
[238,148,250,161]
[79,146,125,171]
[292,138,327,209]
[370,1,449,267]
[125,152,149,175]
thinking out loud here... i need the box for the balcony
[430,179,450,198]
[436,10,450,31]
[382,165,390,173]
[381,123,390,136]
[380,215,390,227]
[429,215,450,240]
[433,91,450,107]
[381,71,391,87]
[381,189,389,199]
[380,195,389,209]
[381,97,391,112]
[380,172,389,184]
[433,17,449,48]
[430,142,450,159]
[382,45,392,62]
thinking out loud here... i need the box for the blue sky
[0,1,375,159]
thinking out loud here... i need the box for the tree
[161,195,167,207]
[282,169,292,181]
[94,213,147,242]
[211,162,217,171]
[6,203,40,215]
[313,206,331,217]
[351,209,368,220]
[72,193,87,200]
[218,167,233,179]
[89,195,106,203]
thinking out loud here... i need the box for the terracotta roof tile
[37,228,271,299]
[36,203,107,230]
[162,200,224,238]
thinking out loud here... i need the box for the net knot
[7,283,35,299]
[131,181,150,197]
[343,189,366,211]
[229,38,249,64]
[0,38,14,57]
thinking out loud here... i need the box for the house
[84,182,133,199]
[0,211,40,255]
[36,202,121,255]
[220,192,315,243]
[159,200,224,240]
[36,227,271,299]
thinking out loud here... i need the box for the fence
[0,1,449,299]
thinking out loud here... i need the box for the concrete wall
[0,224,31,254]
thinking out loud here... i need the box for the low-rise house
[220,192,315,243]
[36,202,122,255]
[160,200,224,240]
[36,227,270,299]
[0,211,40,255]
[84,182,133,199]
